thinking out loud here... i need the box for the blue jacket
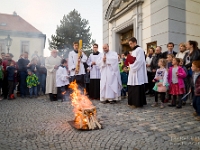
[7,66,16,81]
[120,71,128,87]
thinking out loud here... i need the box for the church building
[103,0,200,54]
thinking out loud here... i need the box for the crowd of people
[1,37,200,121]
[0,51,46,100]
[117,39,200,121]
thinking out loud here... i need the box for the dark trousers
[29,86,37,96]
[85,83,90,95]
[20,72,28,96]
[49,93,57,101]
[8,81,14,96]
[57,85,68,100]
[172,95,183,106]
[70,75,85,89]
[121,86,128,96]
[146,71,154,93]
[155,92,165,103]
[2,77,8,98]
[193,96,200,116]
[39,73,46,94]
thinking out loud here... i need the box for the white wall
[142,0,169,52]
[185,0,200,42]
[0,35,45,61]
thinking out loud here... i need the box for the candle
[79,39,82,50]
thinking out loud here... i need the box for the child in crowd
[56,59,69,102]
[152,59,168,108]
[165,54,174,102]
[168,58,186,108]
[26,69,39,98]
[0,59,3,100]
[6,61,17,100]
[191,60,200,121]
[166,54,174,69]
[121,65,128,99]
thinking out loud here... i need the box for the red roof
[0,13,42,33]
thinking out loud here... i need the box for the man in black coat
[18,51,30,98]
[162,42,177,59]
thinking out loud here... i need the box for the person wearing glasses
[87,44,101,100]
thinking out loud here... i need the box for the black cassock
[128,84,147,107]
[89,79,100,99]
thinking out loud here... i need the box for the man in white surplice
[127,37,148,108]
[96,44,122,104]
[68,42,87,88]
[87,44,101,99]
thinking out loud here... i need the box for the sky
[0,0,103,56]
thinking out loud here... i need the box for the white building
[103,0,200,54]
[0,12,46,61]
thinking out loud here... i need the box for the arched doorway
[119,29,133,55]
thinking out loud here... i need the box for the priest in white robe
[127,37,148,108]
[45,50,61,101]
[87,43,101,99]
[68,42,87,88]
[96,44,122,104]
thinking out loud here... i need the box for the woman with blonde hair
[176,43,188,59]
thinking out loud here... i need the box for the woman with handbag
[168,58,187,108]
[151,59,168,109]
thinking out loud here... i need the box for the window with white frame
[0,40,6,53]
[21,41,29,53]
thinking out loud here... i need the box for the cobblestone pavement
[0,95,200,150]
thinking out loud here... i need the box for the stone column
[137,2,143,46]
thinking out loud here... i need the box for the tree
[83,39,96,56]
[48,9,95,52]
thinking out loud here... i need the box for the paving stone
[0,96,199,149]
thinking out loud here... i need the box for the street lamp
[5,35,12,53]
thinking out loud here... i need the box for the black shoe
[182,101,186,106]
[109,101,115,104]
[176,105,182,109]
[101,100,109,104]
[168,104,176,107]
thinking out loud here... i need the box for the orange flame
[69,81,94,128]
[62,91,66,95]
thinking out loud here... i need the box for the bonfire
[68,81,101,130]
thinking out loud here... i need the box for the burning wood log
[74,107,101,130]
[68,81,101,130]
